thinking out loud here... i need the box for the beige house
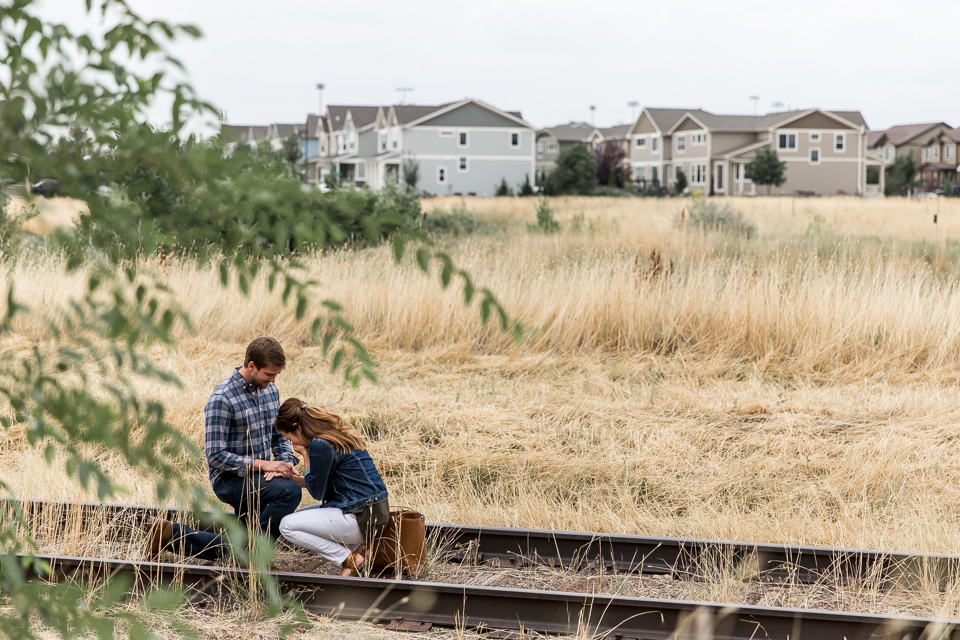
[917,128,960,190]
[628,107,881,195]
[867,123,951,172]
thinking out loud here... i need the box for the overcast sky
[44,0,960,132]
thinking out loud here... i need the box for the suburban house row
[223,101,960,197]
[225,98,537,197]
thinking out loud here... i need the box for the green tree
[884,152,918,196]
[745,147,787,195]
[672,168,688,196]
[494,177,513,196]
[402,155,420,191]
[518,173,535,196]
[550,143,598,195]
[0,2,524,637]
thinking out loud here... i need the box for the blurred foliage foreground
[0,1,521,637]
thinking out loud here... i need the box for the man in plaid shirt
[147,337,303,560]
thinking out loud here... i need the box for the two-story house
[628,107,878,195]
[366,98,535,196]
[918,128,960,189]
[322,105,381,185]
[534,122,599,187]
[867,122,952,185]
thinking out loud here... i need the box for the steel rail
[6,497,960,587]
[20,553,960,640]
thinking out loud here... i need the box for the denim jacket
[303,437,388,512]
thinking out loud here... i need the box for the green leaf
[330,348,345,373]
[218,260,229,287]
[440,262,453,288]
[295,295,308,321]
[415,248,431,273]
[480,299,492,325]
[391,234,405,263]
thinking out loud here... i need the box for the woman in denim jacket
[272,397,389,576]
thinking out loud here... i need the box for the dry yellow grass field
[4,195,960,562]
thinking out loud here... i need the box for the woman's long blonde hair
[276,397,365,453]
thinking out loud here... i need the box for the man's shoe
[145,517,173,560]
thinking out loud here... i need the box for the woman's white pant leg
[279,507,363,565]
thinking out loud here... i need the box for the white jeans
[279,505,363,565]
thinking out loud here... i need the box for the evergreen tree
[745,147,787,195]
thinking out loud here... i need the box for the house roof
[597,124,631,139]
[392,104,450,125]
[326,105,381,131]
[220,124,269,142]
[644,107,867,136]
[542,121,597,142]
[870,122,949,147]
[305,114,326,138]
[274,123,305,138]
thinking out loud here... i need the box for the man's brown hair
[244,336,286,369]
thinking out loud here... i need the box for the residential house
[867,123,952,178]
[917,128,960,190]
[322,105,381,185]
[628,107,879,195]
[534,122,599,187]
[365,98,535,196]
[596,124,631,155]
[219,124,270,149]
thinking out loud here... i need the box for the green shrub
[590,186,633,198]
[421,205,491,236]
[527,196,560,234]
[518,174,535,196]
[676,192,756,239]
[494,177,513,197]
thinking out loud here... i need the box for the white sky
[41,0,960,132]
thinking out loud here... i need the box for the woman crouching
[274,398,389,576]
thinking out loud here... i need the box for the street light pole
[627,100,639,122]
[589,105,596,126]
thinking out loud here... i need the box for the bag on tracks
[370,506,426,574]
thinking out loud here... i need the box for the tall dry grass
[4,196,960,557]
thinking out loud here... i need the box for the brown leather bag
[369,507,426,574]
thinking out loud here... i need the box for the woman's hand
[293,443,309,461]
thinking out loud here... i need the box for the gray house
[367,98,535,196]
[323,105,380,185]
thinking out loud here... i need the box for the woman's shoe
[340,550,364,577]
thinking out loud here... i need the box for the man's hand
[255,459,294,479]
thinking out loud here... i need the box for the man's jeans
[213,471,302,540]
[168,522,229,562]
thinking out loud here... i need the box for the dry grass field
[4,194,960,562]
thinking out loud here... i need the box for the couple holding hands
[148,337,388,577]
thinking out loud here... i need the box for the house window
[810,148,820,164]
[510,132,520,148]
[734,163,741,180]
[691,133,705,145]
[379,133,387,151]
[885,148,892,161]
[357,163,366,180]
[810,132,821,142]
[674,164,683,179]
[458,131,468,148]
[933,145,940,160]
[547,142,557,152]
[652,166,658,182]
[835,134,845,151]
[636,166,646,181]
[651,137,659,152]
[925,148,932,162]
[778,133,797,150]
[458,156,468,172]
[437,166,446,184]
[677,136,685,152]
[537,142,544,158]
[947,145,955,161]
[439,130,454,137]
[636,137,646,148]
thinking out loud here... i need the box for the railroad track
[21,553,960,640]
[7,498,960,638]
[6,497,960,586]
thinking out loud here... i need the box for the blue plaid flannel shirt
[205,367,298,486]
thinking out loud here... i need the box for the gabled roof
[220,124,269,142]
[666,108,867,135]
[274,123,305,138]
[870,122,950,147]
[597,124,631,139]
[392,104,450,125]
[402,98,533,129]
[305,114,326,138]
[541,121,598,142]
[326,105,382,132]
